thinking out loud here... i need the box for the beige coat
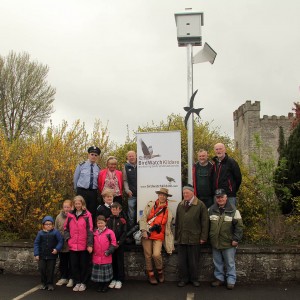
[54,211,69,252]
[139,200,175,254]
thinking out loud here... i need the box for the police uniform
[73,146,101,220]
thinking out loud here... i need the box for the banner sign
[136,131,182,222]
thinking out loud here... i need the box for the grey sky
[1,0,299,144]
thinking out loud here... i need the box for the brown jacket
[175,196,209,244]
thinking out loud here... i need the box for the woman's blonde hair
[101,188,114,197]
[73,195,87,210]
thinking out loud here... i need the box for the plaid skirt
[91,263,113,283]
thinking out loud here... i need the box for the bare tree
[0,51,56,141]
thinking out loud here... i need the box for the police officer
[74,146,101,221]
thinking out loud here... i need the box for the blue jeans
[227,197,237,207]
[212,247,237,285]
[127,196,137,229]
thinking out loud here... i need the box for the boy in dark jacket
[34,216,63,291]
[106,202,127,289]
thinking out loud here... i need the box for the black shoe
[101,286,109,293]
[97,283,104,292]
[177,281,186,287]
[47,285,54,291]
[101,283,109,293]
[192,281,200,287]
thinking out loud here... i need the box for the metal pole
[187,44,193,185]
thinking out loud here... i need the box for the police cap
[88,146,101,155]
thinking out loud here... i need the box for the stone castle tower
[233,101,293,167]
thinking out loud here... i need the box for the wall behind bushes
[1,241,299,282]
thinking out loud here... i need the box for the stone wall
[233,100,293,169]
[1,240,299,282]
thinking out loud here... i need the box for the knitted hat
[42,216,54,224]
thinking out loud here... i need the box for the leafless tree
[0,51,56,141]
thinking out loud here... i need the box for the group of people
[33,142,244,293]
[34,195,127,292]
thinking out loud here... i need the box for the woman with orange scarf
[139,188,174,285]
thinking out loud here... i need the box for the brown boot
[157,269,164,283]
[147,270,158,285]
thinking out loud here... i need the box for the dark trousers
[38,259,56,285]
[58,252,71,279]
[69,250,90,284]
[112,245,125,282]
[178,244,200,282]
[76,188,98,221]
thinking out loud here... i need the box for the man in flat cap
[74,146,101,221]
[175,184,209,287]
[209,189,243,290]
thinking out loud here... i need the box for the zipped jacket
[64,209,93,251]
[211,153,242,197]
[208,201,243,249]
[92,227,117,265]
[106,215,127,246]
[34,229,63,259]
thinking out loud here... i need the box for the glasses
[44,223,53,226]
[90,153,98,157]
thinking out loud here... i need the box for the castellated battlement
[233,100,293,170]
[233,100,260,121]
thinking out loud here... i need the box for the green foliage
[0,119,112,239]
[0,51,56,141]
[121,114,231,186]
[275,122,300,213]
[239,134,299,245]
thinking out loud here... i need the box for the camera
[149,224,162,234]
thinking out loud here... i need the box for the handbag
[133,230,142,245]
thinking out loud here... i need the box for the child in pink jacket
[64,196,93,292]
[91,215,117,293]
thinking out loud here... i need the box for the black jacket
[106,215,127,246]
[211,154,242,197]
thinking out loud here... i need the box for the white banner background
[136,131,182,222]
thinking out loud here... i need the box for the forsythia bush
[0,120,112,238]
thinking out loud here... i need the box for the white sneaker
[78,283,86,292]
[108,280,116,288]
[115,281,122,289]
[66,279,74,288]
[73,283,81,292]
[56,278,68,286]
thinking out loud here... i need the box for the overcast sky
[1,0,299,144]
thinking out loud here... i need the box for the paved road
[0,274,299,300]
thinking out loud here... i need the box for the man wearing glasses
[74,146,101,221]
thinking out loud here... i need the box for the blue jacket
[34,229,63,259]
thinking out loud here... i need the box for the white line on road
[186,292,195,300]
[12,285,40,300]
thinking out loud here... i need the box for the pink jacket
[92,227,117,265]
[97,169,123,195]
[64,209,93,251]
